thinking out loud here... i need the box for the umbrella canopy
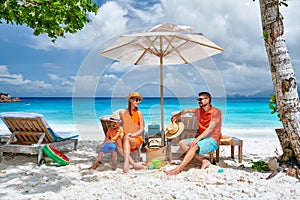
[100,23,223,145]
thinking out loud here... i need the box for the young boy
[89,114,123,170]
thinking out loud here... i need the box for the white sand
[0,131,299,199]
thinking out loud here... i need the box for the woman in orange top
[120,91,145,173]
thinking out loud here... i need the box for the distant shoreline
[0,98,21,102]
[15,96,270,99]
[0,93,21,103]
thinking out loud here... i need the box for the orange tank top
[130,110,140,125]
[121,109,140,135]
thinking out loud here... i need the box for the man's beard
[199,103,208,107]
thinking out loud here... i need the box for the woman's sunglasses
[131,97,141,102]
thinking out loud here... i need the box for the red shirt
[194,106,222,143]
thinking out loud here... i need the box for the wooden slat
[34,120,54,143]
[28,120,39,132]
[100,119,110,135]
[15,119,27,131]
[13,132,43,144]
[21,119,31,131]
[3,117,55,144]
[34,120,45,132]
[172,116,198,144]
[5,118,19,132]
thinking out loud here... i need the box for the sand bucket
[151,158,162,169]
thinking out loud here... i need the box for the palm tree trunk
[259,0,300,163]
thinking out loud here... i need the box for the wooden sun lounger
[0,112,79,165]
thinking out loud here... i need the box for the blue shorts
[186,137,218,154]
[99,142,118,153]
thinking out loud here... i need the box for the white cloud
[33,80,54,90]
[107,61,136,73]
[48,73,66,82]
[61,81,73,87]
[127,2,164,23]
[48,73,74,93]
[0,66,78,96]
[0,65,55,94]
[0,66,31,85]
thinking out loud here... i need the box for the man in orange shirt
[164,92,222,175]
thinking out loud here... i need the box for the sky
[0,0,299,98]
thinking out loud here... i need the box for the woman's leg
[123,135,144,173]
[123,135,131,173]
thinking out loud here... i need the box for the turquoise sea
[0,97,282,139]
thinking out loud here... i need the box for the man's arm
[171,108,197,122]
[194,121,218,142]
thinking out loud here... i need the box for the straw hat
[108,112,121,123]
[126,91,143,100]
[165,122,184,139]
[148,139,160,148]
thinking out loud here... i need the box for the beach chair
[0,112,79,165]
[168,112,243,163]
[167,113,215,162]
[99,109,141,162]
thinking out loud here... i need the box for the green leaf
[270,94,276,101]
[268,94,280,120]
[277,114,282,121]
[0,0,99,42]
[263,31,269,41]
[250,160,270,172]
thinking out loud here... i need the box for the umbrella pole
[160,56,165,146]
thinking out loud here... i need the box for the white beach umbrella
[100,23,223,145]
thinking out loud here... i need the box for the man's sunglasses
[197,97,208,101]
